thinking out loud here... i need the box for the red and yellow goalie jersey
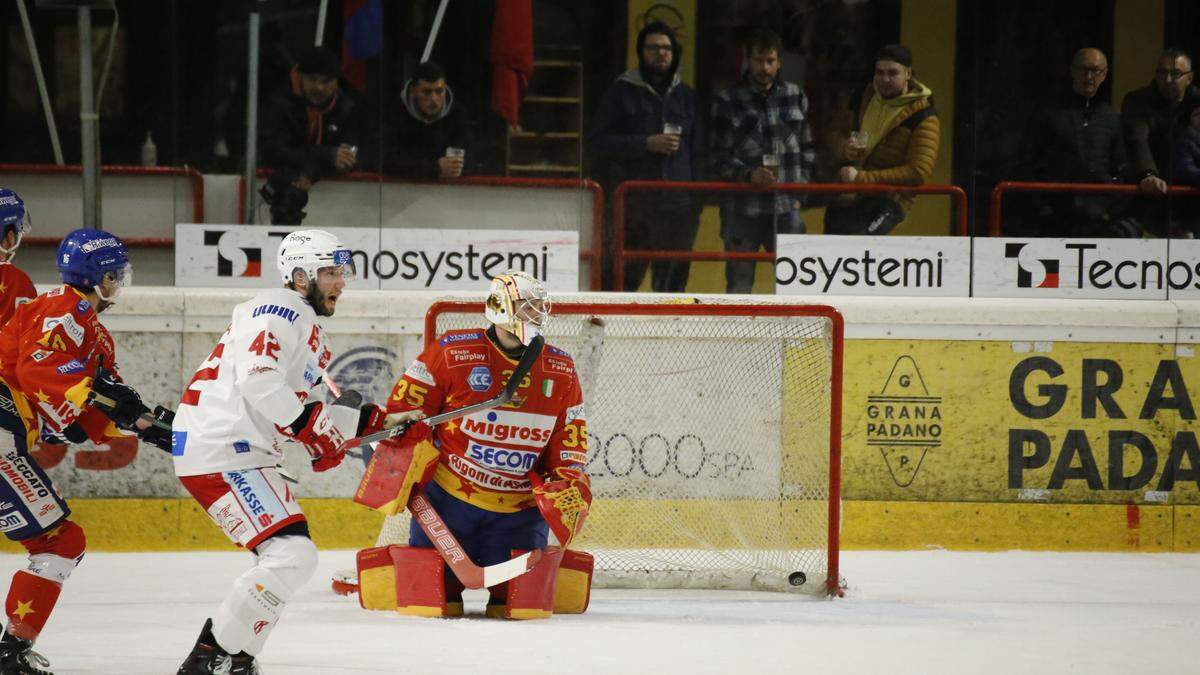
[0,286,123,449]
[0,260,37,327]
[387,328,588,513]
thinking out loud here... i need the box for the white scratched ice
[8,549,1197,674]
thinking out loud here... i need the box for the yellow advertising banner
[626,0,697,87]
[843,339,1200,505]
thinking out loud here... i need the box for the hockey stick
[336,335,545,453]
[88,392,172,432]
[409,489,545,589]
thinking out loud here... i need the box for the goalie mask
[485,270,550,346]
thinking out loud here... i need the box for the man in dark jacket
[384,61,473,181]
[589,21,699,292]
[1121,48,1197,235]
[259,47,361,225]
[1017,48,1131,237]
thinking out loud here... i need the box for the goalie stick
[409,489,545,589]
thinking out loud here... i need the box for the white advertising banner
[175,224,578,290]
[970,237,1194,300]
[774,234,971,296]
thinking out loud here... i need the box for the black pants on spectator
[624,205,700,292]
[823,196,906,235]
[260,173,310,225]
[721,209,802,294]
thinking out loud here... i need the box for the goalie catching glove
[530,467,592,548]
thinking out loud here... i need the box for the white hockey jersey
[172,287,333,476]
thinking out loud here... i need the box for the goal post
[374,298,843,595]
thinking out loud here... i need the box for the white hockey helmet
[485,270,550,346]
[276,229,354,284]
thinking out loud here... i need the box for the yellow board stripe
[0,499,1193,553]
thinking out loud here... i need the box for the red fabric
[0,262,36,327]
[20,520,86,559]
[490,0,534,129]
[5,571,62,640]
[0,285,122,444]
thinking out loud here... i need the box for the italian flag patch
[541,379,554,397]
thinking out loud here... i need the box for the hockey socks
[3,571,61,641]
[211,535,317,656]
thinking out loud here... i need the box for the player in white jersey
[172,230,406,674]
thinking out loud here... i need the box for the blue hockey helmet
[57,228,132,299]
[0,187,32,257]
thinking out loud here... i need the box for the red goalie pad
[530,467,592,548]
[353,426,438,516]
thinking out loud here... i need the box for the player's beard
[307,282,335,317]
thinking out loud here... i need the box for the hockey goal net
[373,298,843,595]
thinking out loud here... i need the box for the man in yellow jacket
[825,44,940,235]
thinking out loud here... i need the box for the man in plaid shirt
[711,27,815,293]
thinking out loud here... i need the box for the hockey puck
[788,571,807,586]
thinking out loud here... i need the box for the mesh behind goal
[375,298,843,595]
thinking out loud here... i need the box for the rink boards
[5,289,1200,553]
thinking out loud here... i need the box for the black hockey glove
[41,421,88,445]
[137,406,176,452]
[89,370,149,428]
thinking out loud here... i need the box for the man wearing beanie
[259,46,362,225]
[825,44,940,236]
[589,20,700,292]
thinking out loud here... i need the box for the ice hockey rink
[7,548,1194,674]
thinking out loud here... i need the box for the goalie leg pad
[500,547,564,620]
[553,549,594,614]
[353,434,439,516]
[212,534,317,656]
[357,545,457,617]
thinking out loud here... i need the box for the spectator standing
[1171,96,1200,236]
[710,27,815,293]
[1014,48,1132,237]
[824,44,940,235]
[1121,48,1197,235]
[384,61,473,181]
[589,21,699,292]
[259,47,361,225]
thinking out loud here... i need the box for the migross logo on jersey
[467,366,492,392]
[460,410,556,446]
[466,443,539,472]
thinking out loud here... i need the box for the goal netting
[372,298,843,595]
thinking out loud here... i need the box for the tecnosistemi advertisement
[175,224,578,290]
[775,234,971,296]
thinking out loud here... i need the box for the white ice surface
[7,549,1196,674]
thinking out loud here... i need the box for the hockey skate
[0,632,53,675]
[177,619,261,675]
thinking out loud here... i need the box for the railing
[612,180,969,286]
[0,163,203,249]
[987,181,1200,236]
[238,171,605,290]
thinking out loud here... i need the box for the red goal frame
[426,300,844,595]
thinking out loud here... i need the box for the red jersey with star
[387,328,588,513]
[0,285,124,449]
[0,261,36,327]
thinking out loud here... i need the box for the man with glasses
[1121,48,1197,236]
[1015,48,1131,237]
